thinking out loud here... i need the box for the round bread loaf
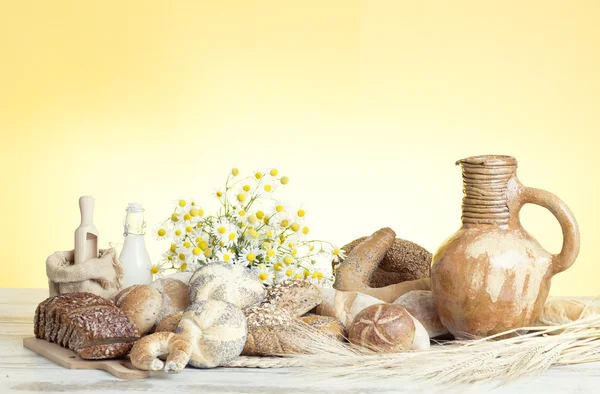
[348,303,429,353]
[150,278,190,325]
[189,262,265,309]
[155,311,183,333]
[175,300,247,368]
[393,290,448,338]
[114,285,162,335]
[242,303,300,356]
[264,280,323,317]
[300,314,346,341]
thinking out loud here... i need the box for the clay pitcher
[431,155,580,338]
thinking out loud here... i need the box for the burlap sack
[46,248,124,300]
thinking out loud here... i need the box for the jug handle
[517,186,580,274]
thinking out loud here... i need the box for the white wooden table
[2,288,600,394]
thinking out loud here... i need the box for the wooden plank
[22,337,149,380]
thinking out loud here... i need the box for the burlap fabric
[46,248,124,299]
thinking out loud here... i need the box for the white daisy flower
[216,249,235,264]
[172,225,186,242]
[212,220,232,239]
[214,188,226,200]
[233,208,249,224]
[222,228,239,248]
[152,222,170,241]
[240,247,262,267]
[150,262,167,277]
[256,264,273,285]
[331,246,346,263]
[173,197,190,211]
[177,240,194,255]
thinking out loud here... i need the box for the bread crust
[114,285,163,335]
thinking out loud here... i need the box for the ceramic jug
[431,155,580,338]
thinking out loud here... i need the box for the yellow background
[1,1,598,295]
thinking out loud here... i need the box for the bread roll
[300,314,346,341]
[189,262,265,309]
[114,285,163,335]
[155,311,183,333]
[175,300,247,368]
[242,303,301,356]
[536,298,600,333]
[348,303,429,352]
[150,278,190,325]
[264,280,322,317]
[130,332,193,374]
[393,290,448,338]
[315,287,383,327]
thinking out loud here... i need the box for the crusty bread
[536,298,600,333]
[242,303,301,356]
[175,300,247,368]
[300,314,346,341]
[130,332,193,374]
[393,290,448,338]
[114,285,163,335]
[315,287,383,327]
[155,311,183,333]
[33,293,139,359]
[189,262,265,309]
[150,278,190,326]
[263,280,322,317]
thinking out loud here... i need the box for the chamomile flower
[150,263,167,276]
[178,240,194,254]
[172,225,186,242]
[214,188,225,200]
[256,264,273,285]
[223,228,239,247]
[234,208,248,223]
[152,222,169,241]
[331,246,346,263]
[212,221,231,239]
[240,247,262,267]
[173,198,190,210]
[260,180,276,194]
[216,249,235,263]
[277,265,297,282]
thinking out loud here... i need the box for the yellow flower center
[157,228,166,237]
[243,184,251,192]
[238,210,246,217]
[183,241,191,248]
[151,266,159,274]
[302,227,309,235]
[204,249,212,257]
[294,274,302,279]
[192,247,201,256]
[178,199,186,207]
[312,271,323,280]
[283,256,293,265]
[216,191,223,198]
[198,209,204,216]
[237,193,246,202]
[232,168,239,176]
[167,255,173,261]
[186,226,193,233]
[223,253,231,262]
[228,232,236,240]
[280,219,289,227]
[280,176,289,185]
[219,241,225,247]
[179,253,186,261]
[190,209,199,217]
[199,240,209,250]
[259,272,269,281]
[184,213,192,221]
[180,263,188,271]
[218,226,226,234]
[267,249,275,257]
[332,248,340,256]
[170,244,177,252]
[247,253,256,262]
[274,262,283,271]
[304,269,310,278]
[175,229,182,236]
[276,205,284,212]
[264,184,272,192]
[255,172,263,179]
[262,242,271,250]
[248,215,257,224]
[297,209,305,217]
[285,269,294,277]
[171,213,179,222]
[256,210,265,220]
[270,169,278,176]
[266,231,273,237]
[249,229,259,239]
[291,223,300,232]
[291,249,297,256]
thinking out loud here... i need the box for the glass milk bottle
[120,202,153,287]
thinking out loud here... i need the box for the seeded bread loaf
[189,262,265,309]
[33,293,140,359]
[263,280,323,317]
[242,303,301,356]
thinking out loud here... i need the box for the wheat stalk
[283,314,600,385]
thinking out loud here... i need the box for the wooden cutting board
[23,337,149,379]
